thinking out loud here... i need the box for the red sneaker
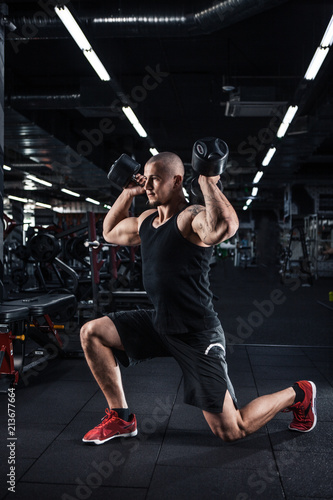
[82,409,138,445]
[283,380,317,432]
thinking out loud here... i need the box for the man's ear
[173,175,182,188]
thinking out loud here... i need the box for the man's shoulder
[138,209,157,226]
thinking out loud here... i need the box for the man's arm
[102,181,145,246]
[191,175,239,245]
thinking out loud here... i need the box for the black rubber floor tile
[0,458,34,500]
[233,386,261,407]
[21,440,161,487]
[118,373,182,394]
[276,451,333,499]
[13,421,65,459]
[267,420,332,453]
[7,483,147,500]
[157,429,273,470]
[147,465,285,500]
[247,346,305,356]
[311,361,333,384]
[251,365,328,382]
[302,347,333,362]
[13,381,98,424]
[83,389,178,417]
[41,358,96,382]
[168,404,210,431]
[226,369,257,387]
[248,354,314,367]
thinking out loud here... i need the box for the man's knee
[80,317,117,346]
[80,321,97,345]
[210,422,247,442]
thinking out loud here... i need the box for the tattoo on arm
[189,205,205,216]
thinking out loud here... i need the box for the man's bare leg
[80,316,127,409]
[203,387,296,442]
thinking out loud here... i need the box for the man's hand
[125,174,146,197]
[198,174,221,190]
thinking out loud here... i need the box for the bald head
[145,152,185,178]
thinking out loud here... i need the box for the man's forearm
[200,179,239,239]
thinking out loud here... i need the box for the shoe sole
[82,428,138,445]
[289,380,317,432]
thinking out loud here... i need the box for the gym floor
[1,261,332,500]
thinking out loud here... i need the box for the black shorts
[107,309,237,413]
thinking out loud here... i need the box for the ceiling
[3,0,333,218]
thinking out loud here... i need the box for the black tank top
[139,210,220,334]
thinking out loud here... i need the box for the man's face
[143,162,175,208]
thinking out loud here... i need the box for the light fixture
[122,107,148,138]
[242,205,249,211]
[320,14,333,47]
[277,105,298,138]
[251,187,258,197]
[35,202,52,209]
[262,147,276,167]
[246,199,252,206]
[85,197,100,205]
[61,188,80,198]
[149,148,159,156]
[104,204,112,210]
[83,49,111,82]
[26,174,52,187]
[304,47,329,80]
[54,5,111,81]
[8,195,28,203]
[276,121,290,138]
[304,14,333,80]
[3,164,11,171]
[253,171,263,184]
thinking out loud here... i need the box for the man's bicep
[103,217,141,246]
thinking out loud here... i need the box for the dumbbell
[190,137,229,203]
[107,153,141,190]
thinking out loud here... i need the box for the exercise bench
[0,293,77,390]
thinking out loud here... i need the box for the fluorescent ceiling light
[242,205,249,211]
[83,49,111,81]
[55,5,111,81]
[276,121,290,138]
[104,204,112,210]
[304,46,329,80]
[283,105,298,124]
[86,197,100,205]
[8,195,28,203]
[35,202,52,208]
[149,148,159,156]
[122,107,148,138]
[246,198,252,206]
[26,174,52,187]
[55,5,91,50]
[251,187,258,197]
[3,164,11,171]
[320,14,333,47]
[253,171,263,184]
[61,188,80,198]
[262,147,276,166]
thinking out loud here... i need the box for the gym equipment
[280,225,313,285]
[0,293,77,390]
[107,153,141,190]
[190,137,228,202]
[29,233,61,262]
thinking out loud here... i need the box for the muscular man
[80,152,316,445]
